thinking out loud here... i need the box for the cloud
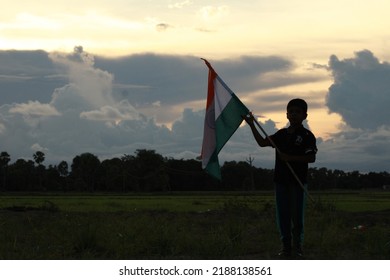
[169,1,193,9]
[95,53,206,107]
[95,54,295,107]
[0,49,211,165]
[49,47,114,109]
[326,50,390,130]
[171,108,204,143]
[31,143,48,152]
[0,50,65,104]
[207,56,325,97]
[317,125,390,171]
[80,100,139,125]
[9,101,61,117]
[0,122,5,134]
[199,5,230,20]
[196,27,215,33]
[155,23,172,32]
[322,50,390,171]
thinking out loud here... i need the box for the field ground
[0,191,389,259]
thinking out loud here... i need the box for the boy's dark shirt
[270,125,317,185]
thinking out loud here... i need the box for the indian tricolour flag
[200,59,250,180]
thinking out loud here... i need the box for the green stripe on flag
[205,152,221,180]
[215,94,249,152]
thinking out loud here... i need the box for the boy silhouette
[244,98,317,258]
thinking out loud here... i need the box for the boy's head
[286,98,308,126]
[287,98,307,114]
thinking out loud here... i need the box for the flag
[200,59,250,180]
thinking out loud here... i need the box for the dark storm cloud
[0,50,54,75]
[206,56,294,92]
[326,49,390,130]
[0,50,66,103]
[94,53,296,107]
[94,53,204,106]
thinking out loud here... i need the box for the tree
[57,161,69,177]
[0,151,11,191]
[253,167,274,190]
[133,149,169,192]
[70,153,100,191]
[7,159,35,191]
[33,151,45,166]
[100,158,123,192]
[121,154,137,192]
[246,155,255,190]
[33,151,45,190]
[57,161,69,191]
[221,161,252,190]
[45,164,62,191]
[332,169,346,189]
[166,158,211,191]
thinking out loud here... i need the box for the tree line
[0,150,389,192]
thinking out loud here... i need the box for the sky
[1,0,390,173]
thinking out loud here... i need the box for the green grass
[319,192,390,212]
[1,191,389,213]
[0,192,275,213]
[0,191,389,259]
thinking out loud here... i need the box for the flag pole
[251,116,315,203]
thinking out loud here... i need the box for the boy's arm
[243,114,271,147]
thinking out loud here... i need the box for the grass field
[0,191,389,259]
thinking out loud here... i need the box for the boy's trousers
[275,182,306,249]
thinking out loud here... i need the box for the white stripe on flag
[214,76,232,120]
